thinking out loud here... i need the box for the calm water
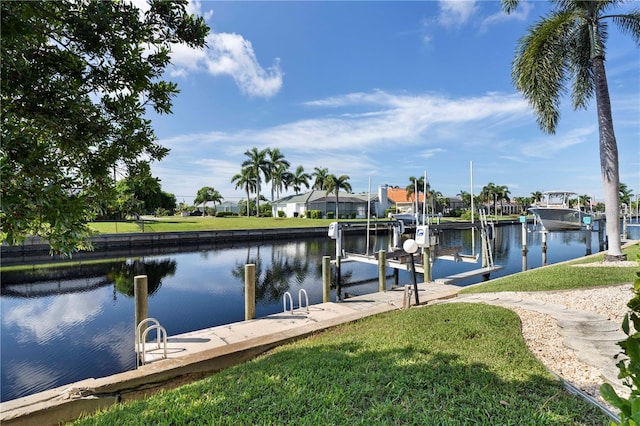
[1,222,637,402]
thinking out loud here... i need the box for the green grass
[73,303,608,425]
[460,243,640,294]
[88,216,339,233]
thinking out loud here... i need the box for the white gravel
[511,282,634,409]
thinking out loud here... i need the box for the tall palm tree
[312,167,330,190]
[241,147,269,216]
[267,148,290,201]
[325,174,352,219]
[270,162,293,201]
[231,167,257,217]
[291,165,311,194]
[406,176,431,214]
[503,0,639,258]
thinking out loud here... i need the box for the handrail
[283,289,310,315]
[283,292,294,314]
[298,289,309,313]
[136,317,168,366]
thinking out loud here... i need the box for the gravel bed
[512,283,634,411]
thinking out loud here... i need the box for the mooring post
[322,255,331,303]
[245,264,255,321]
[378,250,386,292]
[134,275,148,343]
[521,220,528,255]
[423,246,432,283]
[541,230,548,253]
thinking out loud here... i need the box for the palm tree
[619,182,634,206]
[271,163,293,201]
[291,165,311,194]
[194,186,223,216]
[325,174,352,219]
[530,191,543,204]
[231,167,257,217]
[480,182,499,215]
[406,176,431,214]
[241,147,269,216]
[503,0,639,258]
[578,194,592,212]
[457,190,472,208]
[312,167,330,190]
[495,185,511,216]
[267,148,290,201]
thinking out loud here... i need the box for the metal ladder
[478,208,495,268]
[283,289,309,315]
[136,318,168,366]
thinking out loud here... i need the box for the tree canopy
[1,0,209,254]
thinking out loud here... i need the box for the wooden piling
[322,256,331,303]
[134,275,148,341]
[378,250,386,292]
[245,264,255,321]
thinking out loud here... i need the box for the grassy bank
[461,243,639,294]
[89,216,337,233]
[74,303,608,425]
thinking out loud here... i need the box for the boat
[528,191,587,231]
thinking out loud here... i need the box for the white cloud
[438,0,478,27]
[169,32,283,98]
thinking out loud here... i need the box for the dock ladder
[283,289,309,315]
[479,209,495,268]
[136,318,168,366]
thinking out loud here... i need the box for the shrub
[277,210,286,218]
[326,212,334,219]
[308,210,322,219]
[350,212,356,219]
[385,208,395,218]
[215,211,235,217]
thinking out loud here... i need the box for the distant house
[272,190,380,218]
[217,200,241,214]
[385,187,425,214]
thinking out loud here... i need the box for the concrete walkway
[449,292,627,397]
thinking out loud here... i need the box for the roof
[386,187,425,203]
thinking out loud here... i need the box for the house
[272,190,380,219]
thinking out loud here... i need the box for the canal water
[1,222,637,402]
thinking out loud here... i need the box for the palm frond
[568,23,594,110]
[513,11,575,134]
[610,10,640,45]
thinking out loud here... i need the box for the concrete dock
[0,282,461,426]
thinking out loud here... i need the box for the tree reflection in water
[107,259,177,297]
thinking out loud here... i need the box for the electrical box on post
[328,222,339,239]
[415,226,428,246]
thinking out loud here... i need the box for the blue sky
[144,0,639,205]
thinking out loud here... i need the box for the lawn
[74,303,609,425]
[89,216,340,233]
[461,243,639,294]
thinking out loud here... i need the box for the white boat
[528,191,587,231]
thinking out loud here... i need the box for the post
[245,264,255,321]
[322,256,331,303]
[378,250,386,292]
[134,275,148,341]
[423,247,431,283]
[521,221,528,255]
[409,254,419,305]
[541,230,547,253]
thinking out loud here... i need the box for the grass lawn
[88,216,339,233]
[461,243,639,294]
[73,303,608,425]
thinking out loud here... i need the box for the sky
[143,0,640,205]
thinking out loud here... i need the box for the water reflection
[0,225,618,402]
